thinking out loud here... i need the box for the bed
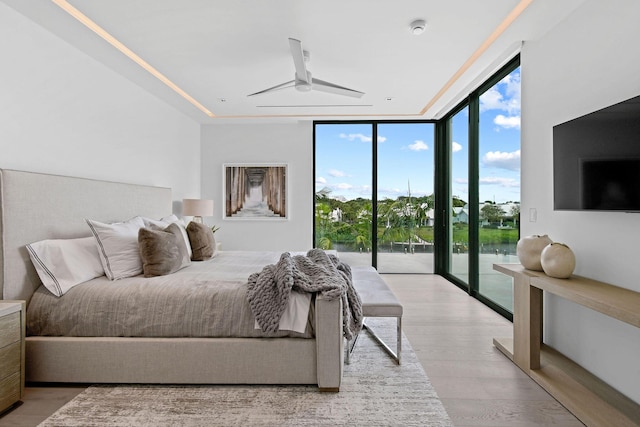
[0,169,345,391]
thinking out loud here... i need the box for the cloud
[377,186,404,197]
[339,133,386,143]
[479,176,520,187]
[316,176,327,185]
[494,114,520,129]
[479,69,521,115]
[358,185,372,195]
[328,169,346,177]
[339,133,369,142]
[408,140,428,151]
[336,183,353,190]
[482,150,520,171]
[452,141,462,153]
[479,87,505,111]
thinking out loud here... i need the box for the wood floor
[0,274,583,426]
[385,274,583,427]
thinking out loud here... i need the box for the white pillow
[26,237,105,297]
[161,214,186,227]
[86,216,146,280]
[142,215,192,258]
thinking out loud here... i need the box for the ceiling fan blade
[288,38,310,84]
[247,80,296,97]
[311,77,365,98]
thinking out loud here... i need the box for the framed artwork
[223,163,288,220]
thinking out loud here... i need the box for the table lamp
[182,199,214,224]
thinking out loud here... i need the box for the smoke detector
[409,19,427,35]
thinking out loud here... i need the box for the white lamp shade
[182,199,214,217]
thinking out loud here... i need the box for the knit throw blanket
[247,249,363,341]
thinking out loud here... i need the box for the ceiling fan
[248,38,364,98]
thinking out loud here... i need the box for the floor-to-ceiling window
[376,123,434,273]
[476,64,521,312]
[314,123,373,268]
[440,55,520,318]
[314,121,435,273]
[448,106,470,285]
[314,56,520,318]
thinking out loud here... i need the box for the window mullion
[372,123,378,269]
[468,95,480,297]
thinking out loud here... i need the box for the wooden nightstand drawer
[0,342,20,381]
[0,312,20,346]
[0,372,20,413]
[0,302,25,414]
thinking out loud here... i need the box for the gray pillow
[186,221,217,261]
[138,223,191,277]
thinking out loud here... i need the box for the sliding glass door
[314,123,373,268]
[476,65,521,312]
[377,123,434,273]
[314,121,434,273]
[449,107,470,284]
[440,56,520,318]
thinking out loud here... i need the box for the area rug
[39,318,452,426]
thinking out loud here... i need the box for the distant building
[330,208,342,222]
[452,206,469,224]
[453,202,519,227]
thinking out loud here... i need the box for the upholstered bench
[348,266,403,364]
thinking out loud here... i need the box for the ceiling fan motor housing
[295,71,313,92]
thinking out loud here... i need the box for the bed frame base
[26,337,320,385]
[25,295,343,390]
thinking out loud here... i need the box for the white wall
[201,122,313,251]
[521,0,640,403]
[0,3,201,211]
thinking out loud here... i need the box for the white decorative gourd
[541,243,576,279]
[516,234,553,271]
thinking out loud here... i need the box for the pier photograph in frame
[223,164,288,220]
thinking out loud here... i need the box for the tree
[316,186,332,198]
[509,204,520,227]
[318,236,332,250]
[452,196,467,207]
[480,203,505,224]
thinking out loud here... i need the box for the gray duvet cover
[27,251,314,338]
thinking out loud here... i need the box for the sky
[315,68,521,204]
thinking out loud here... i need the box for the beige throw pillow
[186,221,217,261]
[138,223,191,277]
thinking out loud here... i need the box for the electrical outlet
[529,208,537,222]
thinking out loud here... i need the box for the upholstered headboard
[0,169,172,302]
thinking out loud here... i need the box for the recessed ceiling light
[385,97,394,101]
[409,19,427,35]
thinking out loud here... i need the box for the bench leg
[362,316,402,364]
[345,333,361,365]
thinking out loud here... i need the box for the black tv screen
[553,94,640,211]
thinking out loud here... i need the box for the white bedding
[256,291,311,334]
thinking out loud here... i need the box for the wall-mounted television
[553,94,640,211]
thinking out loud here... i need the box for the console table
[493,264,640,427]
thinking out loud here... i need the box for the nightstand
[0,301,25,414]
